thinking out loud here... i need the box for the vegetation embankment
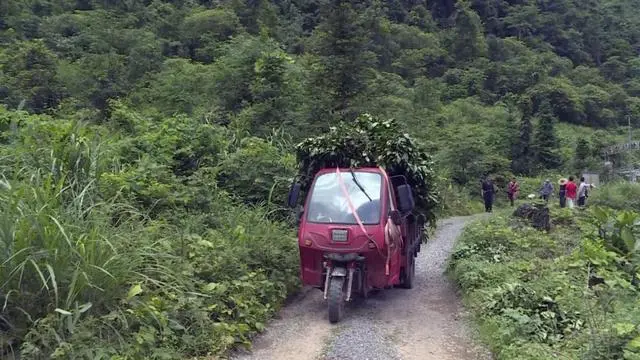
[0,107,300,359]
[588,182,640,213]
[448,183,640,360]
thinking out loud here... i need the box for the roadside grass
[588,181,640,212]
[448,203,640,360]
[0,110,301,358]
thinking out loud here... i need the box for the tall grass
[437,181,485,216]
[588,181,640,212]
[0,113,301,358]
[0,171,146,348]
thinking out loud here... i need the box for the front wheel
[327,277,345,323]
[401,252,416,289]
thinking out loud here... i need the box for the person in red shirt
[507,177,520,206]
[565,176,578,208]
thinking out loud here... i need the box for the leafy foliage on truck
[295,113,440,227]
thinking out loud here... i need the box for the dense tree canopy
[2,0,639,184]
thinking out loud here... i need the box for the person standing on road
[481,176,496,213]
[558,178,567,208]
[565,176,578,209]
[507,177,520,207]
[539,179,554,203]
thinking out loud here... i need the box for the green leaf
[615,322,637,336]
[127,284,143,300]
[55,308,72,316]
[204,283,217,292]
[621,227,636,253]
[77,302,92,314]
[592,207,610,223]
[629,335,640,349]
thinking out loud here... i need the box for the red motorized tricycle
[287,166,425,323]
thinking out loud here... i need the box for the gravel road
[230,215,492,360]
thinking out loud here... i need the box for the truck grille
[331,229,348,242]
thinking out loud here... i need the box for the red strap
[335,167,368,236]
[335,167,386,255]
[335,167,399,277]
[378,166,402,276]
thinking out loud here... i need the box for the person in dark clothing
[481,177,496,213]
[558,178,567,208]
[355,199,381,224]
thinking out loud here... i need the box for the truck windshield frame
[305,171,383,225]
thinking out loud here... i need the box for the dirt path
[230,215,492,360]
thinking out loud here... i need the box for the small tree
[574,138,591,172]
[451,1,487,63]
[0,40,65,113]
[511,97,534,175]
[534,100,562,170]
[312,0,376,116]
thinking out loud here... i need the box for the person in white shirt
[577,177,594,207]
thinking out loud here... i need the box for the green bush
[0,110,300,359]
[436,180,485,216]
[450,210,640,359]
[216,136,296,206]
[450,216,519,263]
[589,182,640,212]
[550,206,575,227]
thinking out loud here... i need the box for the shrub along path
[230,216,492,360]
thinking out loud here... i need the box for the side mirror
[287,182,301,208]
[396,184,415,213]
[389,209,402,225]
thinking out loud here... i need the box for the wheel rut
[230,215,492,360]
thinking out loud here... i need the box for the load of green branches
[295,113,440,227]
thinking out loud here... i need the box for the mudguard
[331,267,347,277]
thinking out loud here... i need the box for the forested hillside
[3,0,640,180]
[1,0,640,358]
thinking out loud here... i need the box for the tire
[401,252,415,289]
[355,269,368,304]
[327,277,345,323]
[361,270,368,301]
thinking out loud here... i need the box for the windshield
[306,171,382,224]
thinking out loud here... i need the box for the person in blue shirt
[539,179,554,203]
